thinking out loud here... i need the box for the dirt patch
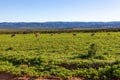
[42,76,62,80]
[69,77,83,80]
[0,72,84,80]
[0,72,15,80]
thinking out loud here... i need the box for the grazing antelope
[91,33,95,36]
[107,33,110,35]
[23,32,27,34]
[73,33,76,36]
[50,33,54,36]
[11,33,15,37]
[35,32,40,38]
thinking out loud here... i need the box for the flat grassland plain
[0,32,120,80]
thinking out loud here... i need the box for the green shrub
[87,43,97,58]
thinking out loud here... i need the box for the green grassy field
[0,32,120,80]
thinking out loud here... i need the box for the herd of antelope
[10,32,111,38]
[11,32,40,38]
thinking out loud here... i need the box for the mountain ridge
[0,22,120,29]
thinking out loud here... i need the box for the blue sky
[0,0,120,22]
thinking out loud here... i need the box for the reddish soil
[0,72,83,80]
[69,77,83,80]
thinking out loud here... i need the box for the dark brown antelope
[50,33,54,36]
[11,33,15,37]
[23,32,27,34]
[91,33,95,36]
[73,33,76,36]
[107,33,110,35]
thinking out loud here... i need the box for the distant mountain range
[0,22,120,29]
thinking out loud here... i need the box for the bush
[87,43,97,58]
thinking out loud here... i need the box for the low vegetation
[0,32,120,80]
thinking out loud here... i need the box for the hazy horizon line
[1,21,120,23]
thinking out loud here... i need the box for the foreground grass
[0,32,120,79]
